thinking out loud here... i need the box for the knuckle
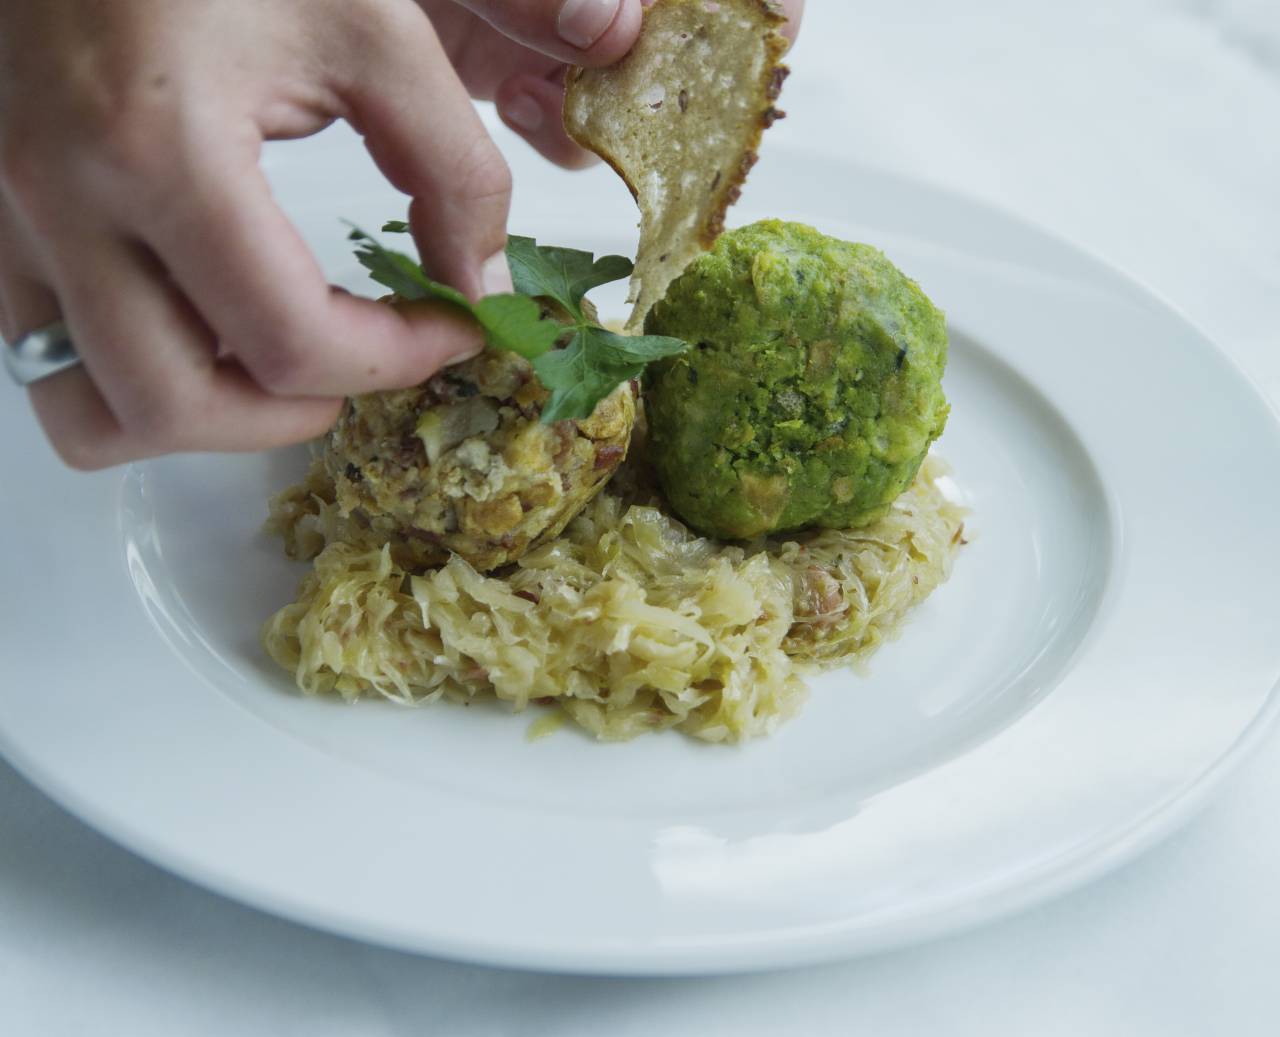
[0,133,56,211]
[0,48,197,209]
[2,108,182,232]
[119,392,189,446]
[342,0,430,60]
[75,93,189,207]
[454,138,513,205]
[246,331,317,395]
[91,107,175,184]
[367,0,429,42]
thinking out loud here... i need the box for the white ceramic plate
[3,127,1279,975]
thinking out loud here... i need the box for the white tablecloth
[4,2,1279,1032]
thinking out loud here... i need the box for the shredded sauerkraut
[261,452,966,742]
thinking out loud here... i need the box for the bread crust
[563,0,789,328]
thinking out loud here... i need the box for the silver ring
[2,320,80,387]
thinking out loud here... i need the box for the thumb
[454,0,644,65]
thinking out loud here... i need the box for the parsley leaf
[533,328,687,424]
[348,226,559,360]
[472,294,562,359]
[350,227,467,307]
[506,236,633,323]
[348,224,688,423]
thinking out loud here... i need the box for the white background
[4,0,1280,1032]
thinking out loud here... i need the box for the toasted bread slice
[564,0,788,330]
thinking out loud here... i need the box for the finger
[0,202,46,342]
[495,72,599,170]
[35,234,342,467]
[424,13,564,102]
[0,265,125,470]
[1,272,136,472]
[133,156,486,398]
[454,0,644,66]
[0,198,130,468]
[28,369,135,471]
[774,0,805,46]
[331,3,513,299]
[0,268,55,344]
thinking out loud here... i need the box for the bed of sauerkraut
[261,450,966,742]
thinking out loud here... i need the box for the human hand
[0,0,803,470]
[0,0,517,469]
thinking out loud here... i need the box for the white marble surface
[4,1,1279,1032]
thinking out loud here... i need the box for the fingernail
[501,92,544,134]
[445,339,487,367]
[558,0,621,50]
[481,250,514,296]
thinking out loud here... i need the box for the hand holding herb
[350,225,687,423]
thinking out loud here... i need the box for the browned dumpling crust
[322,348,636,573]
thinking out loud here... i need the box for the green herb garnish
[348,224,559,360]
[347,223,687,423]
